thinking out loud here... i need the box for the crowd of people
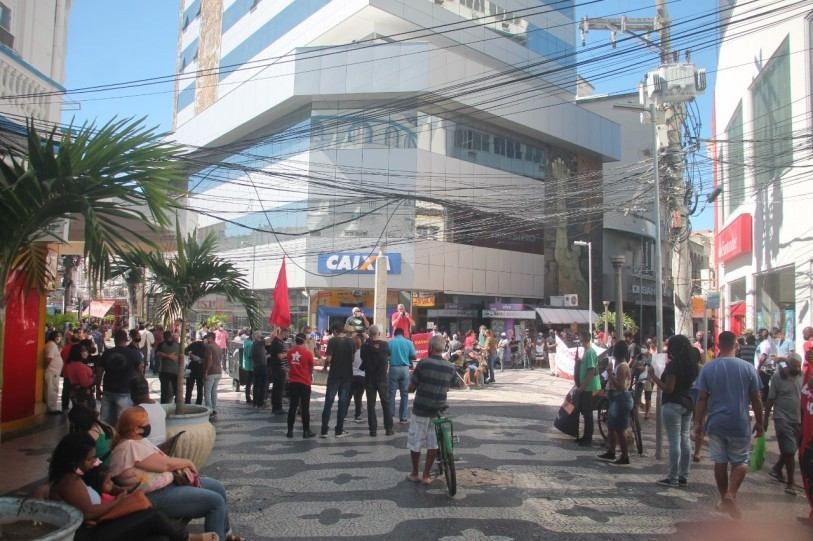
[42,312,813,530]
[41,318,245,541]
[569,326,813,524]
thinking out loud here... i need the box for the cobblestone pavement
[206,370,812,540]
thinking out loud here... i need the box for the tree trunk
[0,297,6,442]
[175,314,186,415]
[126,280,138,330]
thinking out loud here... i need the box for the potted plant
[0,119,182,437]
[121,224,262,466]
[0,497,83,540]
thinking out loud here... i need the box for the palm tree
[109,251,146,329]
[0,118,184,427]
[131,223,263,413]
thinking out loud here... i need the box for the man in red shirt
[286,333,316,439]
[391,304,415,338]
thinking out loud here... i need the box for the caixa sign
[317,252,401,274]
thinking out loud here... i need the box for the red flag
[269,257,291,328]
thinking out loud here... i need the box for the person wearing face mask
[109,407,244,541]
[64,343,96,410]
[48,432,217,541]
[44,330,64,414]
[764,352,804,496]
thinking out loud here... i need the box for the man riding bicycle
[406,335,458,485]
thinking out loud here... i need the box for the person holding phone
[391,304,415,338]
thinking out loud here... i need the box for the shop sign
[488,303,525,311]
[482,309,537,319]
[706,291,720,310]
[412,292,436,307]
[717,214,752,264]
[632,284,656,297]
[426,308,479,318]
[691,296,706,319]
[317,252,401,274]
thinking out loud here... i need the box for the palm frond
[141,230,262,329]
[0,117,185,296]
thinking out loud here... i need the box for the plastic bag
[750,434,766,472]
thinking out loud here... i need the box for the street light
[574,240,593,336]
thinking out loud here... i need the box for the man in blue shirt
[694,330,764,519]
[389,328,417,424]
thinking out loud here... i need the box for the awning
[83,300,115,319]
[535,307,598,326]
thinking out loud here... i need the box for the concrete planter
[0,497,83,541]
[162,404,216,469]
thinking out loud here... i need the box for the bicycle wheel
[595,399,608,440]
[443,449,457,497]
[631,408,644,455]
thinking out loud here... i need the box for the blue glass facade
[179,38,199,71]
[182,0,201,30]
[176,82,196,111]
[219,0,330,79]
[221,0,257,33]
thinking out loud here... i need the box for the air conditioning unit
[563,294,579,307]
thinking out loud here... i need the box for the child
[83,464,117,504]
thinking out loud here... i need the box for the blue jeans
[388,365,410,421]
[320,379,352,435]
[205,374,221,412]
[100,392,132,426]
[662,401,693,482]
[146,477,230,540]
[487,353,497,381]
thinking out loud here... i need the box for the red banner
[412,332,431,360]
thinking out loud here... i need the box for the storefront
[716,214,753,334]
[482,304,539,337]
[755,266,795,339]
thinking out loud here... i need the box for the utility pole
[581,0,706,460]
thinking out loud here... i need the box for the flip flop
[420,477,433,485]
[768,470,786,483]
[406,474,420,482]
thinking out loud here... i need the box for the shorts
[774,418,801,455]
[407,414,437,452]
[607,391,633,431]
[707,433,751,465]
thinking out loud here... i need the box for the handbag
[172,467,201,487]
[554,386,581,437]
[97,491,151,522]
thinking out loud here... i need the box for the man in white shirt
[757,328,777,401]
[138,323,155,372]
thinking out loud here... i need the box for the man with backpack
[97,329,142,425]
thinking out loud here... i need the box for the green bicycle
[432,412,457,497]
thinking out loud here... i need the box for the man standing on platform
[391,303,414,339]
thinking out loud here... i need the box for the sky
[61,0,715,229]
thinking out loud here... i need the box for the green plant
[123,222,262,413]
[0,118,183,431]
[205,313,228,328]
[45,312,78,330]
[595,311,639,334]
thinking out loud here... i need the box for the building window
[416,225,440,240]
[0,2,12,48]
[726,102,744,213]
[752,37,792,186]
